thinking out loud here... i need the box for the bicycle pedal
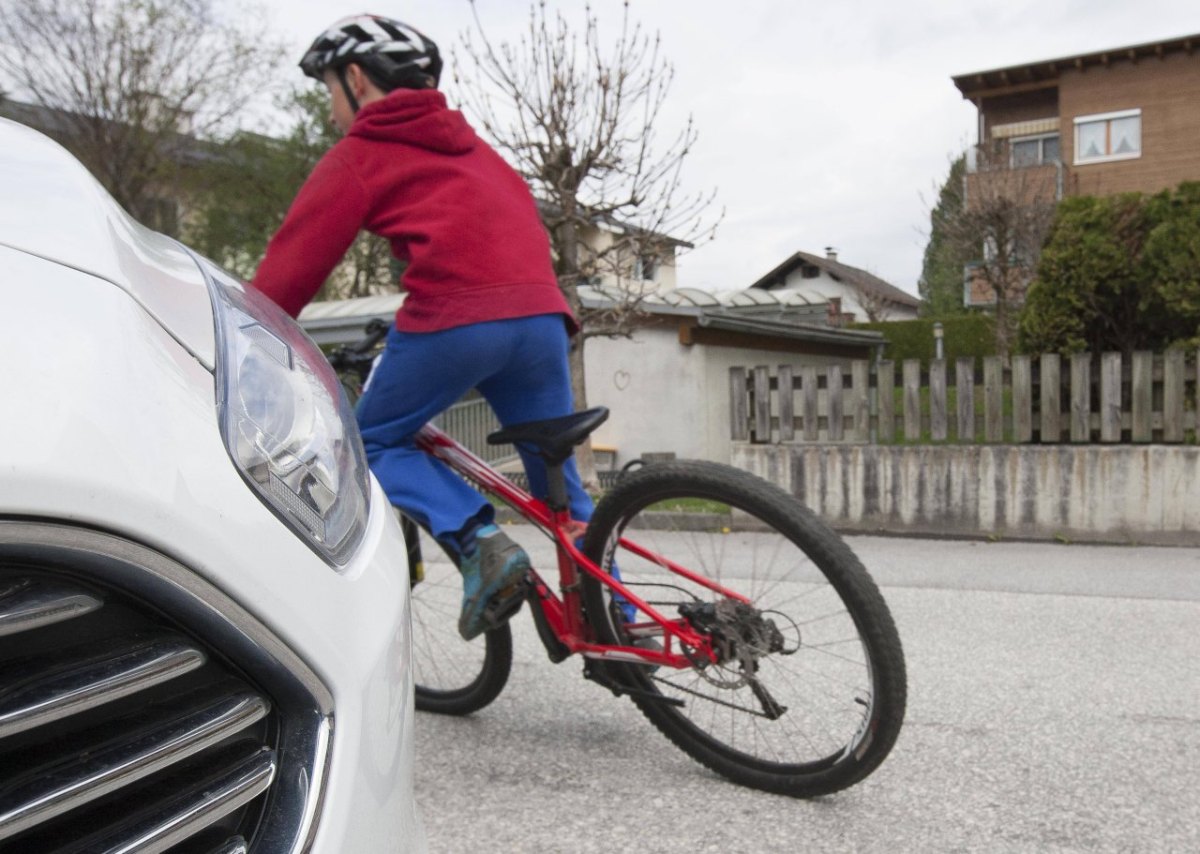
[482,582,527,628]
[582,661,684,707]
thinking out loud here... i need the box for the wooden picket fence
[730,350,1200,444]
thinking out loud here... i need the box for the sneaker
[458,525,530,641]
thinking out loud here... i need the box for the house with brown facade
[952,32,1200,306]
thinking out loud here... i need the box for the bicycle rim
[580,462,906,797]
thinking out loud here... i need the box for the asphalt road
[412,533,1200,853]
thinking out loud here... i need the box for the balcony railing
[963,151,1064,203]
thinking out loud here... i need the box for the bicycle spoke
[406,530,512,712]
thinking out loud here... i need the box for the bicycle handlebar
[327,318,390,379]
[350,317,390,353]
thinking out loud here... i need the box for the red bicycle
[331,325,906,797]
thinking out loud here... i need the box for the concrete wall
[584,327,853,467]
[731,443,1200,546]
[585,327,709,465]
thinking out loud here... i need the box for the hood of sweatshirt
[348,89,477,155]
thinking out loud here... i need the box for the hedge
[850,315,997,362]
[1019,182,1200,354]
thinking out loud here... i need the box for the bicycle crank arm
[583,661,684,707]
[527,583,570,663]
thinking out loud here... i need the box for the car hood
[0,118,216,368]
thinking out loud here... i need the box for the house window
[1074,109,1141,164]
[1010,133,1060,167]
[634,253,658,282]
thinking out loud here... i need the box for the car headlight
[198,258,371,568]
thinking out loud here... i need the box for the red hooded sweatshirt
[252,89,575,334]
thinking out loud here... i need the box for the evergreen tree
[1019,183,1200,353]
[918,155,971,317]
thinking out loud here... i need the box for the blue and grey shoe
[458,525,530,641]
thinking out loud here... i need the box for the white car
[0,118,426,852]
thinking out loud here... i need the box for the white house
[576,286,883,464]
[534,199,691,296]
[749,248,921,323]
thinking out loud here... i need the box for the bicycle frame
[415,423,751,670]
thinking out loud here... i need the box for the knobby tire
[580,461,906,797]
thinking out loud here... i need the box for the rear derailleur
[679,599,791,720]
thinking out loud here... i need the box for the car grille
[0,524,332,854]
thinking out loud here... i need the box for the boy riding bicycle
[251,14,593,640]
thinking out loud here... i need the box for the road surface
[413,533,1200,853]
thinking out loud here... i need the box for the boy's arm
[251,151,369,318]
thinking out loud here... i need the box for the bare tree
[0,0,283,234]
[931,147,1059,356]
[853,285,894,323]
[453,1,722,419]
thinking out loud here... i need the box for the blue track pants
[356,314,594,548]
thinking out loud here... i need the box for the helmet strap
[336,65,361,114]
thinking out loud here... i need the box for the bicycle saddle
[487,407,610,465]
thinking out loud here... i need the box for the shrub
[1019,182,1200,354]
[851,315,996,362]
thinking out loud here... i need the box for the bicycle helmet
[299,14,442,91]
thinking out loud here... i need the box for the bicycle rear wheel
[403,513,513,715]
[580,461,906,797]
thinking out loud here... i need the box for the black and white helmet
[299,14,442,90]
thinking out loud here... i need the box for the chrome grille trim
[0,692,270,840]
[0,521,335,853]
[0,577,102,637]
[97,749,276,854]
[0,636,206,739]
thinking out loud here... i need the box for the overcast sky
[261,1,1197,298]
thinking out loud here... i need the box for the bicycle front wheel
[580,461,906,797]
[404,514,513,715]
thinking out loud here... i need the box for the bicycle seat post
[486,408,610,517]
[545,460,569,514]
